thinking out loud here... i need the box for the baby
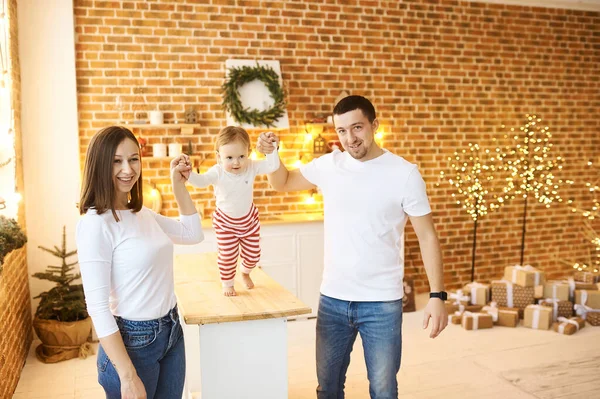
[183,126,279,296]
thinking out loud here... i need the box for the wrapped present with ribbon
[482,302,519,327]
[539,298,573,322]
[524,304,553,330]
[504,265,545,287]
[448,289,470,306]
[463,282,490,306]
[448,311,464,325]
[552,316,585,335]
[575,290,600,309]
[574,269,600,284]
[445,289,472,314]
[445,301,461,314]
[543,281,570,302]
[461,311,494,331]
[574,281,598,291]
[491,280,535,317]
[574,304,600,326]
[534,285,544,299]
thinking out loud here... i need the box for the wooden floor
[14,294,600,398]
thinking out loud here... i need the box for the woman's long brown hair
[79,126,143,222]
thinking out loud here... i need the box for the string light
[495,114,566,208]
[568,160,599,220]
[437,143,507,221]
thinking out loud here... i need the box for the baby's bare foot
[223,286,237,296]
[242,273,254,289]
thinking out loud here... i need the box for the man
[256,95,447,399]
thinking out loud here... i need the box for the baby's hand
[256,131,280,154]
[171,154,191,181]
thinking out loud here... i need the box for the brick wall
[73,0,599,291]
[0,0,32,396]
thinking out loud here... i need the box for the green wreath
[221,64,286,127]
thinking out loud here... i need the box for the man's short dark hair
[332,95,376,123]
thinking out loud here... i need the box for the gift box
[497,307,520,327]
[445,301,460,314]
[482,302,519,327]
[543,281,570,302]
[463,282,490,306]
[574,304,600,326]
[504,265,545,287]
[491,280,535,317]
[574,281,598,291]
[539,298,573,322]
[574,269,600,284]
[448,289,470,306]
[534,285,544,299]
[552,317,585,335]
[524,305,553,330]
[575,290,600,309]
[402,279,416,313]
[448,311,464,325]
[461,312,494,330]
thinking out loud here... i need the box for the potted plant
[0,215,28,275]
[32,226,93,363]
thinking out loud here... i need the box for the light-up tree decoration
[496,115,566,265]
[561,161,600,274]
[568,160,599,220]
[438,143,510,282]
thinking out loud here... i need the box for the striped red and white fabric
[212,204,261,287]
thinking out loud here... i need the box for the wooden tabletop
[174,253,312,325]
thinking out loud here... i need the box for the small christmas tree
[0,215,27,274]
[32,226,88,322]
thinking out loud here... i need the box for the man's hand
[170,154,191,182]
[423,298,448,338]
[256,131,280,154]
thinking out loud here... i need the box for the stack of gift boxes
[445,266,600,335]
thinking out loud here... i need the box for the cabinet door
[259,263,296,296]
[260,233,296,264]
[259,232,297,295]
[297,232,324,317]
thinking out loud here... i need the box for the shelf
[126,123,201,135]
[144,155,205,161]
[305,122,333,127]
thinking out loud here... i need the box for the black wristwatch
[429,291,448,301]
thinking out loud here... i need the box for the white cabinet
[174,220,324,317]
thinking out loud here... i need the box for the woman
[76,126,203,399]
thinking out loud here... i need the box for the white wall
[18,0,81,313]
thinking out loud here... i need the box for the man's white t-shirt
[300,149,431,302]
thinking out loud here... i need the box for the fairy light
[249,149,258,160]
[568,160,599,220]
[437,143,507,221]
[495,115,566,208]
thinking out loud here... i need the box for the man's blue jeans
[316,294,403,399]
[97,306,185,399]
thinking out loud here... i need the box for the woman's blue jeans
[97,306,185,399]
[316,294,403,399]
